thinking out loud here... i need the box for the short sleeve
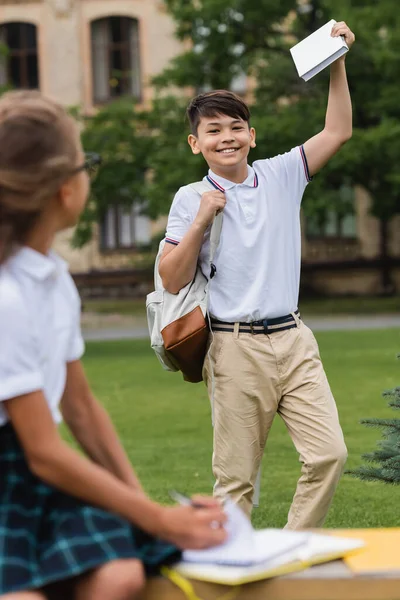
[66,318,84,363]
[256,146,311,206]
[65,273,85,363]
[0,280,43,402]
[165,187,192,245]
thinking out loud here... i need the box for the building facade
[1,0,399,295]
[0,0,178,274]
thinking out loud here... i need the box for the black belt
[210,310,300,335]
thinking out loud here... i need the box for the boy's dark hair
[186,90,251,136]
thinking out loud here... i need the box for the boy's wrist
[192,217,209,233]
[330,57,347,77]
[332,55,346,68]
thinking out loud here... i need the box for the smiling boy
[159,22,355,527]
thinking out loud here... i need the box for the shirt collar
[206,165,258,192]
[8,246,68,281]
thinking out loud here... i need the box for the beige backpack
[146,181,223,383]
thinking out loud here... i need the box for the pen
[169,490,225,529]
[169,489,202,507]
[169,489,227,508]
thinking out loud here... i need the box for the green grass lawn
[75,328,400,529]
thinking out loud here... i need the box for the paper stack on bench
[175,499,364,585]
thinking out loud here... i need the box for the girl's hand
[157,498,227,550]
[331,22,355,50]
[194,190,226,229]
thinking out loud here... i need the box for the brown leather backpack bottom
[162,306,209,383]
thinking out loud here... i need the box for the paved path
[83,314,400,342]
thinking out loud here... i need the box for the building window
[100,203,151,250]
[0,22,39,89]
[306,186,357,239]
[306,211,357,239]
[91,16,141,104]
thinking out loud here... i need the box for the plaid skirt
[0,423,181,595]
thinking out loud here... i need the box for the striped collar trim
[206,175,226,192]
[206,170,258,192]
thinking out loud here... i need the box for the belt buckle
[250,322,255,335]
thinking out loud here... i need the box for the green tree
[144,0,300,215]
[148,0,400,291]
[75,0,400,292]
[156,0,297,90]
[142,95,206,220]
[347,367,400,485]
[0,42,9,95]
[313,1,400,292]
[74,99,151,246]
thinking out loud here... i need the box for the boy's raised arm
[302,21,355,177]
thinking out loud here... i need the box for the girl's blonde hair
[0,90,79,264]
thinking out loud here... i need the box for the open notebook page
[177,531,364,585]
[183,500,308,566]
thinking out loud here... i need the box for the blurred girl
[0,90,226,600]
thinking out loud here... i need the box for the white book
[290,19,349,81]
[175,500,364,585]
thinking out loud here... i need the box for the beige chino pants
[203,319,347,529]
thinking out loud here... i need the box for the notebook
[176,500,364,585]
[290,19,349,81]
[183,500,308,567]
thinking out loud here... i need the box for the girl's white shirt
[0,247,84,426]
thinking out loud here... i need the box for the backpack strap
[189,180,215,196]
[189,180,223,278]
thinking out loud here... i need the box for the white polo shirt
[165,146,311,322]
[0,247,84,427]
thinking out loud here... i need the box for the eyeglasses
[74,152,102,180]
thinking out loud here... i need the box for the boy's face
[188,114,256,178]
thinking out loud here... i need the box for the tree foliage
[347,365,400,485]
[156,0,296,90]
[74,100,151,246]
[0,43,9,95]
[78,0,400,269]
[147,0,400,235]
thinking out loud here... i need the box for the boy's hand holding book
[331,21,355,57]
[290,19,355,81]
